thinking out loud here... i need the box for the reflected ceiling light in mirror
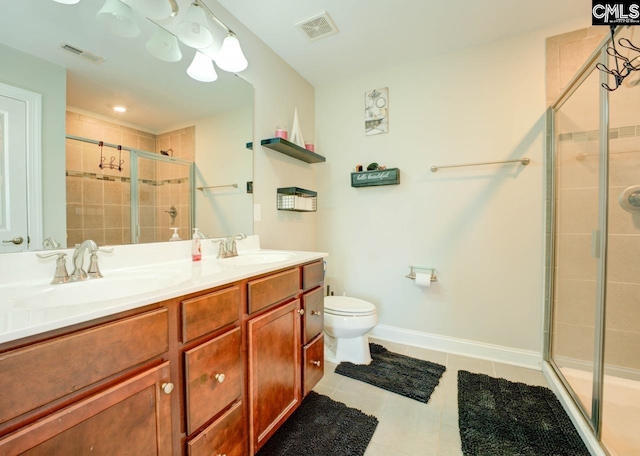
[215,33,248,73]
[187,51,218,82]
[113,106,127,112]
[176,2,213,49]
[52,0,81,4]
[96,0,140,38]
[126,0,173,20]
[146,26,182,62]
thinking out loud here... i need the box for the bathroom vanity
[0,240,326,455]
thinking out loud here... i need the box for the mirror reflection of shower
[165,206,178,225]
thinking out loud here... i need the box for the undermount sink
[219,251,296,266]
[9,270,185,310]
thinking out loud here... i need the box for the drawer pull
[217,454,227,456]
[215,373,226,383]
[161,382,174,395]
[297,309,305,316]
[310,360,321,367]
[311,310,322,317]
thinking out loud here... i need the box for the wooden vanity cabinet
[0,257,325,456]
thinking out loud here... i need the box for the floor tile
[447,353,495,376]
[493,362,548,387]
[364,441,414,456]
[368,337,408,354]
[405,345,449,365]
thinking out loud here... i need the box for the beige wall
[313,19,592,354]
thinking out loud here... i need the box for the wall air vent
[58,43,105,65]
[295,12,338,42]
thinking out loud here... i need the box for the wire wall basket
[276,187,317,212]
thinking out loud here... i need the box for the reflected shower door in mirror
[66,126,194,246]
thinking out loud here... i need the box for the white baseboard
[542,362,606,456]
[369,324,542,370]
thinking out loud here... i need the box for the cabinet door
[303,333,325,396]
[302,286,324,344]
[0,363,173,456]
[248,299,301,454]
[184,327,242,435]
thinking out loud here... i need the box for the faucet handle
[87,247,113,278]
[36,252,70,284]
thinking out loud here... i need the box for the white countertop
[0,236,327,345]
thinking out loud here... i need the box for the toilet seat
[324,296,376,317]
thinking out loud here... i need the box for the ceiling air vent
[58,43,105,65]
[296,12,338,42]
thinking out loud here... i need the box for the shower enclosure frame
[544,27,620,448]
[129,148,195,244]
[66,134,196,244]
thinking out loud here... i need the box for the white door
[0,94,28,252]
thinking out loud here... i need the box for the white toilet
[324,295,378,365]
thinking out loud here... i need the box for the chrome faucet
[212,233,247,259]
[70,240,113,281]
[36,251,70,284]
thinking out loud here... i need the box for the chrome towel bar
[197,184,238,191]
[430,157,530,172]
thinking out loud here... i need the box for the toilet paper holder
[406,266,438,283]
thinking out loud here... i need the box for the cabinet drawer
[303,333,324,397]
[302,260,324,290]
[184,327,242,435]
[181,286,240,343]
[187,401,245,456]
[247,268,300,314]
[302,287,324,344]
[0,309,168,426]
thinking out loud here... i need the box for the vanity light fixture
[146,25,183,62]
[215,33,248,72]
[62,0,248,84]
[176,1,214,49]
[96,0,140,38]
[187,51,218,82]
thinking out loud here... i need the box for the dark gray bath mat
[457,370,590,456]
[256,391,378,456]
[335,343,446,403]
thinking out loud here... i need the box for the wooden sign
[351,168,400,187]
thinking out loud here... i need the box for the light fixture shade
[176,3,213,49]
[187,51,218,82]
[126,0,172,20]
[96,0,140,38]
[52,0,81,4]
[215,33,248,73]
[146,27,182,62]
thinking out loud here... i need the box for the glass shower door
[601,26,640,456]
[131,151,193,244]
[551,67,602,421]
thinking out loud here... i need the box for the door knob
[3,236,23,245]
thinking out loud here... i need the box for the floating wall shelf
[261,138,326,164]
[351,168,400,187]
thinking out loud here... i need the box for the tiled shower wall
[548,28,640,373]
[65,111,194,246]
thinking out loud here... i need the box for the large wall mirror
[0,0,253,253]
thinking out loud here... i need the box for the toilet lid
[324,296,376,316]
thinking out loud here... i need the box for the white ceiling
[217,0,591,87]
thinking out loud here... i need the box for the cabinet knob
[311,310,322,317]
[161,382,174,395]
[310,360,321,367]
[297,309,305,316]
[215,373,226,383]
